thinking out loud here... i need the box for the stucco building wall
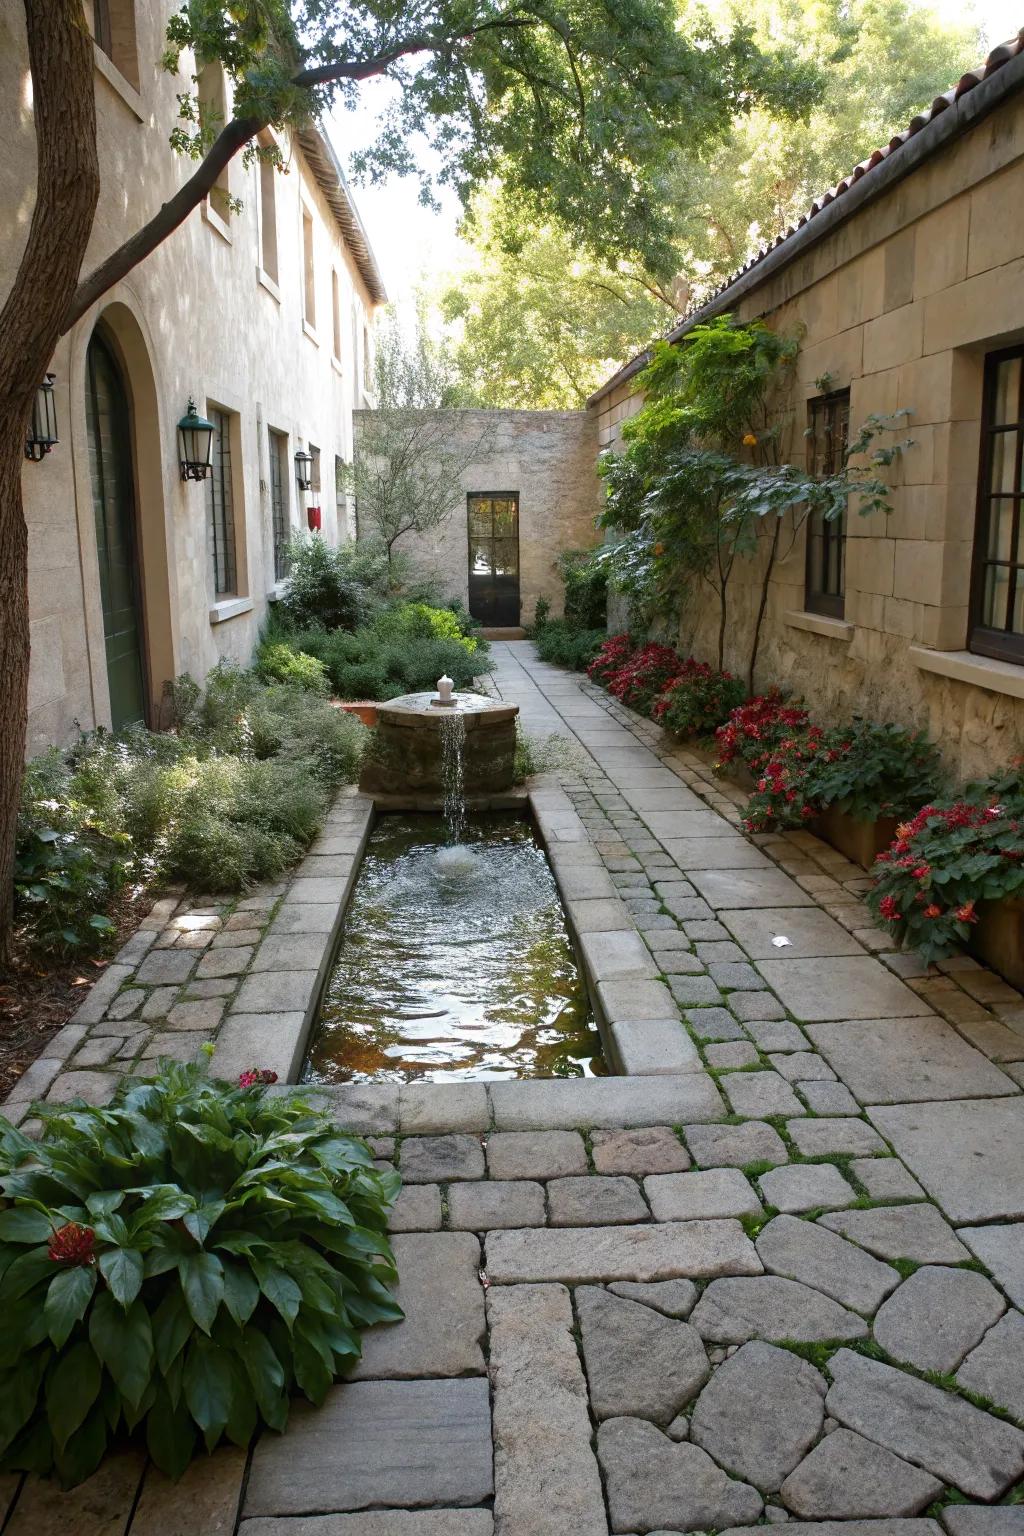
[353,408,601,627]
[2,3,381,755]
[591,60,1024,780]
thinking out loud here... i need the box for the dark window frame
[268,427,289,582]
[207,407,237,598]
[804,389,851,620]
[969,344,1024,666]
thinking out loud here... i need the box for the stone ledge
[909,645,1024,700]
[784,610,855,642]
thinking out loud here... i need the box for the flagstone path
[4,641,1024,1534]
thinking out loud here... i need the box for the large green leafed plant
[0,1062,401,1488]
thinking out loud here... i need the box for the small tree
[350,313,492,570]
[599,316,908,687]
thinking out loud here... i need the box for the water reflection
[304,815,606,1083]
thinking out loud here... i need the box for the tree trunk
[747,520,781,694]
[0,0,99,964]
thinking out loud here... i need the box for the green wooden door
[86,333,147,731]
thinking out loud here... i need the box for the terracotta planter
[336,700,378,727]
[811,804,899,871]
[969,896,1024,992]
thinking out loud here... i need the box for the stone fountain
[359,677,519,801]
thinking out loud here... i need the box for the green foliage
[533,619,607,672]
[15,669,365,954]
[439,197,669,407]
[651,663,746,739]
[559,549,609,630]
[529,595,551,635]
[291,607,489,702]
[0,1061,401,1488]
[802,720,946,824]
[598,317,908,670]
[668,0,980,303]
[14,753,129,957]
[867,773,1024,963]
[278,537,392,632]
[255,641,329,694]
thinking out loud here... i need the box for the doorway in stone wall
[467,492,520,626]
[85,330,148,731]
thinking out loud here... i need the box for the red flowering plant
[605,643,685,714]
[587,633,636,689]
[714,690,811,775]
[867,764,1024,961]
[0,1059,401,1489]
[652,661,746,740]
[740,726,828,832]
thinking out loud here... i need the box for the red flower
[878,895,900,922]
[239,1068,278,1088]
[48,1222,96,1266]
[923,903,943,919]
[912,865,931,881]
[956,902,978,923]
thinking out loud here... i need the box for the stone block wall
[591,79,1024,781]
[354,408,601,627]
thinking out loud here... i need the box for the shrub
[255,641,329,695]
[651,662,746,739]
[714,690,810,772]
[14,751,129,956]
[868,785,1024,961]
[296,617,486,700]
[529,595,551,634]
[279,537,391,631]
[740,719,945,835]
[15,667,365,954]
[605,642,684,714]
[587,632,636,689]
[533,619,606,671]
[558,549,608,630]
[370,601,480,658]
[0,1060,401,1487]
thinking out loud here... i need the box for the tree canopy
[437,0,981,407]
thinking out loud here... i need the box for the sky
[327,0,1021,314]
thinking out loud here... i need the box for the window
[970,346,1024,664]
[207,408,237,597]
[331,270,342,362]
[198,61,232,226]
[804,389,851,619]
[258,136,278,284]
[335,454,352,540]
[268,429,289,581]
[302,208,316,330]
[86,0,140,89]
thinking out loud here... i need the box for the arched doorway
[85,330,148,730]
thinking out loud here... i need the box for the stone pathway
[5,641,1024,1534]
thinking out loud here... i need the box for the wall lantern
[294,449,313,492]
[25,372,58,461]
[177,398,215,481]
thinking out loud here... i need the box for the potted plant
[868,769,1024,984]
[801,720,945,869]
[713,691,810,792]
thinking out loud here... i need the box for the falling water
[440,709,467,844]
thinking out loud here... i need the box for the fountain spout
[431,674,456,708]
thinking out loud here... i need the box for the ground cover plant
[867,763,1024,962]
[533,620,607,672]
[0,1060,401,1487]
[651,660,746,739]
[14,664,364,958]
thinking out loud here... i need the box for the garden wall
[354,408,601,628]
[590,56,1024,781]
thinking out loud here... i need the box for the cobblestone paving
[4,642,1024,1534]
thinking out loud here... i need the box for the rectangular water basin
[302,813,606,1082]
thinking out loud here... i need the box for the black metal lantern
[25,373,58,461]
[177,398,215,482]
[294,449,313,492]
